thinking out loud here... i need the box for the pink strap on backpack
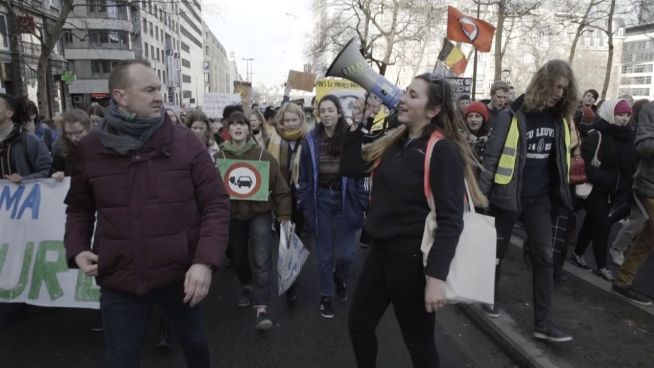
[423,130,445,209]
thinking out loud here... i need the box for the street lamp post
[241,57,254,82]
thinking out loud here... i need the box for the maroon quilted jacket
[64,117,230,295]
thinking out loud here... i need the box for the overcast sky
[203,0,314,88]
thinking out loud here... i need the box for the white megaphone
[326,38,403,110]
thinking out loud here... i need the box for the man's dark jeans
[100,281,210,368]
[492,196,554,325]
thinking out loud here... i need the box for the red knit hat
[465,101,489,122]
[614,100,632,116]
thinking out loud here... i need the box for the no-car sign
[216,159,270,201]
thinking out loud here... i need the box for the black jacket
[582,119,635,196]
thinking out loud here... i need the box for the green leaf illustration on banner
[216,159,270,202]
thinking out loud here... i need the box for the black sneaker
[238,288,252,307]
[482,304,500,318]
[255,310,273,330]
[90,314,104,332]
[156,319,172,351]
[320,296,334,319]
[334,275,348,301]
[533,321,573,343]
[612,284,653,306]
[286,283,298,307]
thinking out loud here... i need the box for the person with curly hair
[479,59,578,342]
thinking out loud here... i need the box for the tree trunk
[601,0,616,102]
[35,0,73,118]
[494,0,506,82]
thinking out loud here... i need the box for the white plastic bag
[277,222,309,295]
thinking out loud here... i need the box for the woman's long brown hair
[363,74,488,207]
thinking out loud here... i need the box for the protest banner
[315,78,388,130]
[445,77,473,100]
[203,93,242,119]
[216,159,270,201]
[0,178,100,309]
[287,70,316,92]
[234,81,253,106]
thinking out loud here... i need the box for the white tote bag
[575,130,602,199]
[419,134,497,305]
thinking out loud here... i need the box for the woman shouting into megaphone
[341,73,487,368]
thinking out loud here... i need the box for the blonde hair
[275,102,306,134]
[523,59,579,118]
[363,75,488,207]
[250,109,273,138]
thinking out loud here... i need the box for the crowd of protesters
[1,57,654,368]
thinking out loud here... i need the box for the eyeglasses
[65,129,87,138]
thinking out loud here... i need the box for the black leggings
[348,245,439,368]
[575,190,611,269]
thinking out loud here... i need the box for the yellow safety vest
[494,116,570,185]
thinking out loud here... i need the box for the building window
[182,74,191,83]
[151,45,154,59]
[88,30,129,47]
[149,22,153,37]
[156,47,160,61]
[144,41,149,57]
[63,31,74,44]
[205,46,209,54]
[157,69,161,80]
[155,26,159,41]
[0,14,7,49]
[183,90,192,98]
[182,58,191,68]
[143,18,147,33]
[161,49,165,62]
[181,42,190,53]
[160,29,164,42]
[91,60,117,76]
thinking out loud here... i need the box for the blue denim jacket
[297,128,368,233]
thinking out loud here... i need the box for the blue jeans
[315,188,357,296]
[100,282,210,368]
[230,212,274,306]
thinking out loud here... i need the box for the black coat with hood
[581,99,635,197]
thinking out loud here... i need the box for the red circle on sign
[223,162,263,199]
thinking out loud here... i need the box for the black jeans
[348,245,439,368]
[100,282,210,368]
[575,190,611,269]
[492,197,553,325]
[552,204,575,279]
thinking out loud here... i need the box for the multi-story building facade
[177,0,203,108]
[132,0,182,106]
[0,0,67,117]
[63,0,135,108]
[203,24,237,94]
[618,23,654,100]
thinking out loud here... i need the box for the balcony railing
[20,41,41,56]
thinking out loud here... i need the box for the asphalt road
[1,236,514,368]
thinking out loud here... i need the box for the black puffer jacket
[582,119,634,196]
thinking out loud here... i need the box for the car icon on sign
[230,175,253,188]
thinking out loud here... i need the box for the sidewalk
[463,231,654,368]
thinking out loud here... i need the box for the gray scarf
[96,100,165,155]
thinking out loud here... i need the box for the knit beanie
[581,107,595,123]
[614,100,632,116]
[465,101,489,122]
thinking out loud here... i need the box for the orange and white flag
[447,6,496,53]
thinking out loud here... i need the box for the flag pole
[472,2,481,101]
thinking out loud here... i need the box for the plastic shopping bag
[278,222,309,295]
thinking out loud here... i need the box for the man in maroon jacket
[64,59,230,368]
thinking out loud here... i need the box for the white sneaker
[609,248,625,266]
[596,267,615,282]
